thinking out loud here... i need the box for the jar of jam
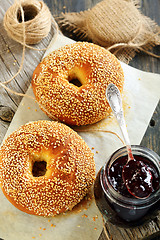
[94,145,160,228]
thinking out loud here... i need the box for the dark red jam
[94,146,160,228]
[108,155,159,199]
[122,159,153,199]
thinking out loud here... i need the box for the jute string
[57,0,160,63]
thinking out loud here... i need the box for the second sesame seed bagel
[32,42,124,125]
[0,120,95,216]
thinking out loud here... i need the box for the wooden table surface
[0,0,160,240]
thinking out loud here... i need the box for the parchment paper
[0,34,160,240]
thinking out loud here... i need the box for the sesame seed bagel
[32,42,124,125]
[0,120,95,216]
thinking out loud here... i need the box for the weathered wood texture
[0,0,159,240]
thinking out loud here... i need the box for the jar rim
[102,145,160,208]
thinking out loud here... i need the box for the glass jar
[94,145,160,228]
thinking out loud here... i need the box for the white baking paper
[0,34,160,240]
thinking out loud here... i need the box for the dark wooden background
[0,0,159,239]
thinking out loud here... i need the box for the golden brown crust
[32,42,124,125]
[0,120,95,216]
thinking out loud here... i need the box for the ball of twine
[3,0,52,45]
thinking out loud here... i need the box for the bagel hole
[69,77,82,87]
[32,160,47,177]
[17,5,38,22]
[68,72,83,87]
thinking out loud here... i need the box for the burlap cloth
[57,0,160,63]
